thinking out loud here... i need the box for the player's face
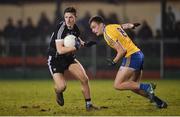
[64,12,76,28]
[90,21,103,36]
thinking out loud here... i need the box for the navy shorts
[121,51,144,70]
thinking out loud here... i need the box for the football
[64,35,77,47]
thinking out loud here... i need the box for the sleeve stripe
[57,22,65,39]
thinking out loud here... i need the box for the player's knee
[81,76,89,84]
[113,82,123,90]
[56,84,66,92]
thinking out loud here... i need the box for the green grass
[0,79,180,116]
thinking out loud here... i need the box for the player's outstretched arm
[78,37,97,47]
[121,23,140,29]
[78,37,85,46]
[84,41,97,47]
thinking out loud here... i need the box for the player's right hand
[75,38,81,50]
[132,23,140,29]
[106,58,116,66]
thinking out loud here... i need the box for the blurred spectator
[23,17,40,56]
[97,9,107,23]
[9,20,24,56]
[0,29,2,37]
[0,29,5,56]
[16,20,24,43]
[137,20,153,40]
[107,12,119,24]
[23,17,37,43]
[37,12,52,43]
[166,6,176,24]
[3,17,17,43]
[77,11,91,40]
[165,6,176,38]
[106,0,119,4]
[155,29,162,39]
[174,21,180,40]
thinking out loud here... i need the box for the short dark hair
[89,15,104,24]
[64,7,77,17]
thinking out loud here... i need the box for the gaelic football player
[47,7,97,111]
[89,16,167,108]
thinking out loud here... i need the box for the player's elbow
[118,49,126,57]
[122,49,127,56]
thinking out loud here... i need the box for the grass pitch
[0,79,180,116]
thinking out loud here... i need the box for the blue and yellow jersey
[103,24,140,57]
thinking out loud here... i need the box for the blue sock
[140,83,150,92]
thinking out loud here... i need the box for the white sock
[86,101,92,106]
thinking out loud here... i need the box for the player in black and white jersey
[47,7,97,111]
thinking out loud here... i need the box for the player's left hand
[84,41,97,47]
[106,58,116,66]
[132,23,140,29]
[75,38,81,50]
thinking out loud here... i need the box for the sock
[140,83,150,92]
[85,98,92,106]
[154,96,163,105]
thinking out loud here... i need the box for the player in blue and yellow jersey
[89,16,167,109]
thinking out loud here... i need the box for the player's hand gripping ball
[64,35,76,47]
[64,35,81,50]
[75,38,81,50]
